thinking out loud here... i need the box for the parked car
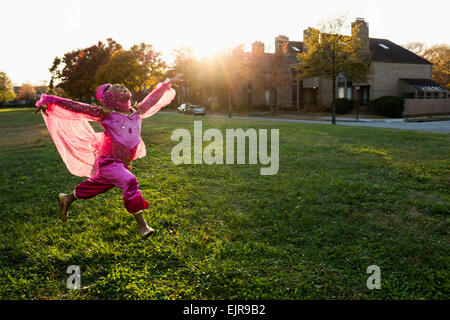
[186,105,206,116]
[177,103,190,113]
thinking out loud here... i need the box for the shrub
[371,96,405,118]
[334,98,354,114]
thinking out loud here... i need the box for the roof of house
[288,41,304,53]
[400,78,447,92]
[369,38,432,65]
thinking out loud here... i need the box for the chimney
[232,45,244,57]
[351,18,369,51]
[275,35,289,55]
[251,41,265,55]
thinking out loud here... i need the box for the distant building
[13,85,47,100]
[230,18,448,115]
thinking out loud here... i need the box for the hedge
[334,98,354,114]
[371,96,405,118]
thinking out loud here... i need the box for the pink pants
[74,157,149,214]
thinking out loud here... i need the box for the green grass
[0,107,448,299]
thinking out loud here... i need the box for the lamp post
[355,86,360,121]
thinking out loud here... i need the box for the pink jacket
[36,82,176,177]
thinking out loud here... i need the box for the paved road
[160,112,450,133]
[329,120,450,133]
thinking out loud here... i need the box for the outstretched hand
[35,105,48,116]
[168,74,183,88]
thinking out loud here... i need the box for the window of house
[417,91,424,99]
[441,92,447,99]
[265,90,271,106]
[362,87,369,105]
[337,75,345,98]
[378,43,390,49]
[337,75,345,87]
[291,84,297,104]
[346,87,352,99]
[433,92,440,99]
[426,92,432,99]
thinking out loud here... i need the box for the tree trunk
[228,91,232,118]
[331,78,336,125]
[355,89,360,121]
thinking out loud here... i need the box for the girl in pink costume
[35,75,182,239]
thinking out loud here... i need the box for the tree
[403,42,450,90]
[17,83,36,104]
[96,43,168,100]
[169,45,199,104]
[0,71,16,104]
[44,86,57,96]
[50,38,122,101]
[403,42,426,57]
[295,16,372,124]
[199,51,234,113]
[423,44,450,90]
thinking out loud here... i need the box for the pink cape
[41,83,176,178]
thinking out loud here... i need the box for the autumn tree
[96,43,167,101]
[50,38,122,101]
[403,42,450,90]
[17,83,36,104]
[169,45,199,104]
[0,71,16,104]
[199,51,234,112]
[295,16,372,124]
[403,42,426,57]
[424,44,450,90]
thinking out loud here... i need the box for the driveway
[160,112,450,133]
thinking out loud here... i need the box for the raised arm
[136,75,182,119]
[36,94,110,121]
[136,82,173,117]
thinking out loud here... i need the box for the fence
[403,98,450,116]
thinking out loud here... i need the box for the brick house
[13,85,47,99]
[231,18,448,114]
[230,36,304,111]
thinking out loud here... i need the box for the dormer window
[378,43,389,49]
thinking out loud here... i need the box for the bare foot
[140,225,155,239]
[58,192,76,222]
[134,212,155,239]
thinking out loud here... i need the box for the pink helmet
[96,83,132,111]
[96,83,111,101]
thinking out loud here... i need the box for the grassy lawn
[0,108,448,300]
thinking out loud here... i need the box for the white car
[177,103,189,113]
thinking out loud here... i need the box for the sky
[1,0,449,85]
